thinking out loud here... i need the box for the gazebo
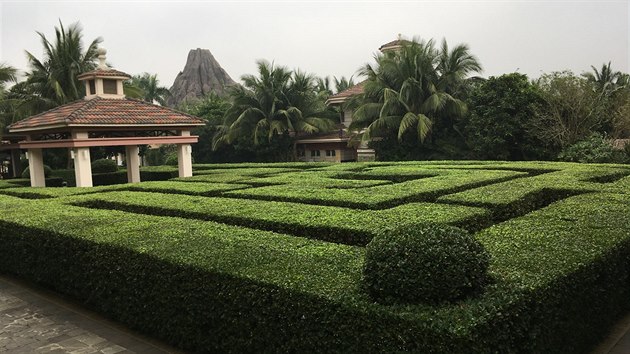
[7,48,205,187]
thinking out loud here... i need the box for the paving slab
[0,275,181,354]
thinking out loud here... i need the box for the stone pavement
[0,275,181,354]
[593,312,630,354]
[1,273,630,353]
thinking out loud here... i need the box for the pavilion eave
[16,135,199,149]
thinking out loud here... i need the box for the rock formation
[167,48,236,107]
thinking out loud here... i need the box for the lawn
[0,161,629,353]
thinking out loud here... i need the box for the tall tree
[333,76,355,94]
[349,37,482,145]
[583,62,625,95]
[464,73,547,160]
[0,63,18,134]
[531,71,609,148]
[24,21,101,106]
[214,60,335,159]
[131,72,171,105]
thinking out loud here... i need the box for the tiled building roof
[326,81,366,104]
[9,97,205,131]
[77,69,131,80]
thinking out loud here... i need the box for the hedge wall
[1,192,630,352]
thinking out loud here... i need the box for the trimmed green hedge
[140,166,179,181]
[2,191,630,352]
[116,181,252,196]
[68,191,490,245]
[3,161,630,352]
[438,167,629,221]
[225,169,526,209]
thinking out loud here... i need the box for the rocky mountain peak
[167,48,236,107]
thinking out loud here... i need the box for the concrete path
[1,273,629,353]
[0,275,181,354]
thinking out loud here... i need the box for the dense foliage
[90,158,118,173]
[213,61,337,159]
[349,38,481,147]
[363,224,490,304]
[464,73,548,160]
[1,161,630,352]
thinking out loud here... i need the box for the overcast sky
[1,0,628,88]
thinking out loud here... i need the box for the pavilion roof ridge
[66,97,101,123]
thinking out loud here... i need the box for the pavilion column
[125,145,141,183]
[27,148,46,187]
[177,130,193,178]
[72,131,93,187]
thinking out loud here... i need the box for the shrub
[91,159,118,173]
[92,170,128,186]
[140,166,179,181]
[21,165,53,178]
[557,133,626,163]
[362,224,490,304]
[165,153,178,166]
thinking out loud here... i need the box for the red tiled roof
[326,81,366,103]
[77,69,131,80]
[8,97,205,131]
[378,39,410,52]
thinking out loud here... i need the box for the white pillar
[73,147,93,187]
[177,130,193,178]
[71,131,93,187]
[27,148,46,187]
[177,144,193,178]
[125,145,141,183]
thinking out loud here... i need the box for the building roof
[326,81,366,105]
[77,68,131,80]
[378,38,410,52]
[8,97,205,132]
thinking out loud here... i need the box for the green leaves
[353,37,481,144]
[1,161,630,352]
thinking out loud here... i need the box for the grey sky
[1,0,628,89]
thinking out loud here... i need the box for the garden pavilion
[7,48,205,187]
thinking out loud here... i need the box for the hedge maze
[1,161,629,352]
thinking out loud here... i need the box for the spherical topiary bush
[91,158,118,174]
[362,224,490,304]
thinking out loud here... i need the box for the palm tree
[349,37,482,143]
[316,76,333,97]
[583,62,625,95]
[24,21,101,106]
[0,64,17,94]
[334,76,355,94]
[131,73,170,105]
[0,63,18,134]
[214,60,335,158]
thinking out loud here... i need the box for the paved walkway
[1,274,630,353]
[0,275,181,354]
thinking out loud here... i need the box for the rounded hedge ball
[362,224,490,304]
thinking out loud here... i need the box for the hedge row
[116,181,252,197]
[140,166,179,181]
[243,171,393,189]
[438,167,629,220]
[68,191,490,245]
[2,192,630,352]
[225,169,526,209]
[193,162,331,170]
[2,177,64,188]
